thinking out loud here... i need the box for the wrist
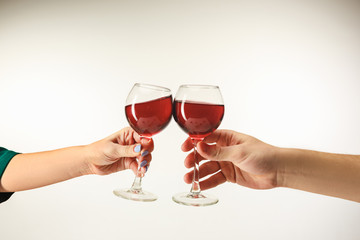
[276,147,314,190]
[275,147,299,188]
[78,144,96,176]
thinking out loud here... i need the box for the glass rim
[134,83,171,92]
[179,84,220,89]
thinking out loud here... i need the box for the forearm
[277,148,360,202]
[0,146,91,192]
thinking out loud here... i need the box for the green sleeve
[0,147,20,203]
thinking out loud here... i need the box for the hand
[183,130,279,190]
[85,127,154,176]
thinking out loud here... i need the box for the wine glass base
[172,192,218,207]
[113,188,157,202]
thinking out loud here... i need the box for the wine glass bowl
[113,83,172,202]
[173,100,224,140]
[125,95,172,137]
[172,84,224,206]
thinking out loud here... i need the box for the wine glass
[172,85,224,206]
[113,83,172,202]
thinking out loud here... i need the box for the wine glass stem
[190,139,201,196]
[131,176,142,191]
[130,164,144,192]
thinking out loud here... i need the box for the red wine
[173,100,224,140]
[125,96,172,137]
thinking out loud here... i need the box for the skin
[0,127,153,192]
[182,129,360,202]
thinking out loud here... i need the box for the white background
[1,0,360,239]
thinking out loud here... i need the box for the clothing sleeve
[0,147,20,204]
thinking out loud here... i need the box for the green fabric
[0,147,20,203]
[0,147,19,177]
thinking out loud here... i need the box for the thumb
[197,141,241,162]
[114,143,142,158]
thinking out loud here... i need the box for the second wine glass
[113,83,172,202]
[172,84,225,206]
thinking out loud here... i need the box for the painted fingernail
[134,145,141,153]
[141,150,149,157]
[145,165,148,172]
[140,160,148,168]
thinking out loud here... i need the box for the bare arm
[277,148,360,202]
[1,146,90,192]
[182,129,360,202]
[0,127,153,192]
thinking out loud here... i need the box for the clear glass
[172,84,224,206]
[113,83,172,202]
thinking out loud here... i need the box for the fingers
[138,153,152,175]
[197,141,244,162]
[184,151,206,168]
[203,129,250,146]
[109,127,135,144]
[125,158,139,174]
[182,129,248,153]
[184,161,221,183]
[184,169,226,190]
[112,139,153,165]
[139,137,154,153]
[202,130,226,144]
[199,172,227,190]
[132,146,153,174]
[132,131,154,155]
[181,137,194,152]
[114,143,143,158]
[122,153,152,174]
[137,138,153,173]
[108,128,154,153]
[109,128,154,158]
[202,129,237,145]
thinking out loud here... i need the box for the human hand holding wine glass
[113,83,172,202]
[181,130,278,190]
[173,85,224,206]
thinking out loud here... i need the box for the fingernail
[145,165,148,172]
[140,160,148,168]
[134,145,141,153]
[141,150,149,157]
[141,137,151,143]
